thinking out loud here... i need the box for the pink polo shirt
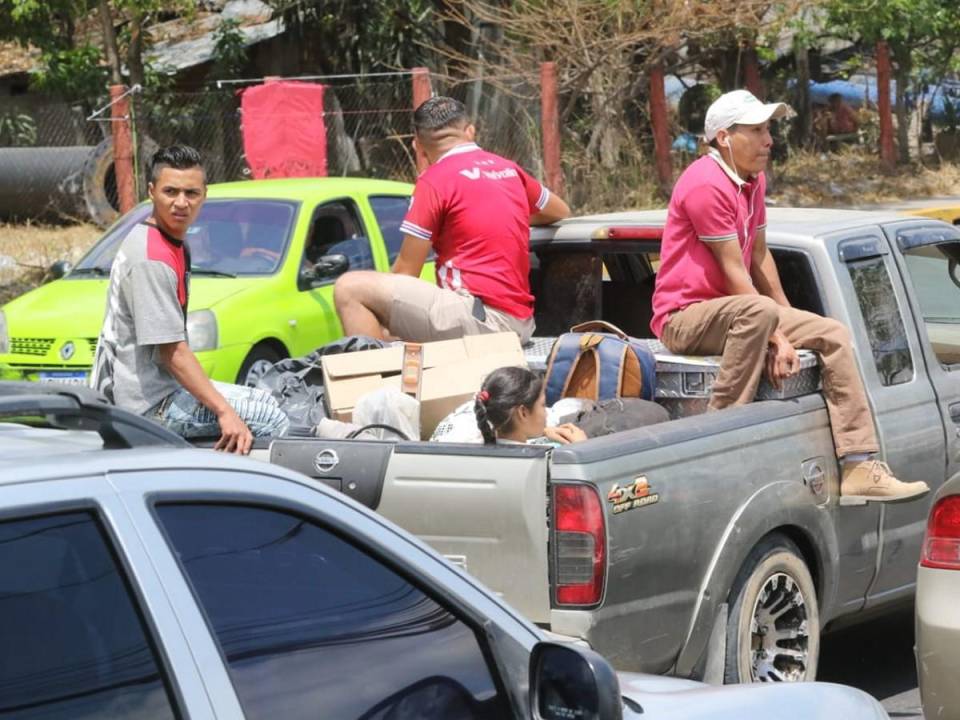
[650,151,767,337]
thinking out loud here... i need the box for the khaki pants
[388,274,535,344]
[661,295,879,457]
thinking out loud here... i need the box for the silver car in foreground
[0,382,888,719]
[916,474,960,719]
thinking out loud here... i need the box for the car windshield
[72,199,299,277]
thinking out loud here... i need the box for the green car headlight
[187,310,218,352]
[0,310,8,354]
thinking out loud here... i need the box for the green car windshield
[72,200,299,278]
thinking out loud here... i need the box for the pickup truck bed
[269,208,960,685]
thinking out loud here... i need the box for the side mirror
[529,642,623,720]
[49,260,73,279]
[300,253,349,290]
[314,253,350,278]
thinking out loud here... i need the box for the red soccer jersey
[400,143,549,319]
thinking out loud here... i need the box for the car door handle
[950,402,960,425]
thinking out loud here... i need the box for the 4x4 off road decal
[607,476,659,514]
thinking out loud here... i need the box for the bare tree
[434,0,800,169]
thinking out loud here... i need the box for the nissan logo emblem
[313,449,339,473]
[59,341,75,361]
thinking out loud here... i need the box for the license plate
[37,371,89,386]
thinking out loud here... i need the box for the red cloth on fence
[240,80,327,178]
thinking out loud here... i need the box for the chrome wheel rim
[243,358,273,387]
[749,572,810,682]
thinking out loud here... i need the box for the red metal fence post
[876,41,896,173]
[411,67,433,174]
[540,61,565,196]
[110,84,136,214]
[648,64,673,192]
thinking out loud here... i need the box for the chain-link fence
[0,70,547,228]
[0,99,109,223]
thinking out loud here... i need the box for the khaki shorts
[388,275,534,343]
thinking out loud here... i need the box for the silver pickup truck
[269,208,960,686]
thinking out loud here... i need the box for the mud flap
[702,602,729,686]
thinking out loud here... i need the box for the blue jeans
[150,381,289,439]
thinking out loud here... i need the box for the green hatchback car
[0,177,415,386]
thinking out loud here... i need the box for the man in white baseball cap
[650,89,928,502]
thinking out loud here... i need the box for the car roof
[206,176,413,200]
[534,207,918,244]
[0,421,305,487]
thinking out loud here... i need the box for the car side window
[848,256,914,386]
[369,195,412,265]
[899,238,960,369]
[155,503,509,720]
[0,511,178,719]
[304,199,374,273]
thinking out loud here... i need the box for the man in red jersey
[334,96,570,344]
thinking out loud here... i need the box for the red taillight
[553,484,606,606]
[921,496,960,570]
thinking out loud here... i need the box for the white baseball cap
[704,89,790,142]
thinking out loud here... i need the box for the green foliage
[212,17,248,79]
[265,0,438,74]
[30,44,107,102]
[0,110,37,146]
[0,0,94,51]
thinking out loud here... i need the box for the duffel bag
[544,321,656,406]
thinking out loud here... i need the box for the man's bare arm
[706,238,757,296]
[530,191,571,226]
[392,235,432,277]
[750,229,791,307]
[707,237,799,385]
[156,341,252,453]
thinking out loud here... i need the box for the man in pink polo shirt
[334,96,570,344]
[651,89,927,502]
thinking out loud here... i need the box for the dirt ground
[0,222,101,305]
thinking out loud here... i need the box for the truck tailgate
[376,443,553,622]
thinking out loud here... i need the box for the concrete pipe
[0,135,158,228]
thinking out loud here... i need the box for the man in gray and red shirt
[334,96,570,344]
[652,90,927,502]
[91,145,287,453]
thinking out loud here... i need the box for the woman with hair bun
[474,366,587,446]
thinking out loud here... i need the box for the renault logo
[59,341,75,361]
[313,449,339,473]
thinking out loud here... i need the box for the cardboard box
[321,332,526,439]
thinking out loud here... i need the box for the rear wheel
[724,534,819,683]
[236,344,283,387]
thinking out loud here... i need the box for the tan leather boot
[841,460,930,502]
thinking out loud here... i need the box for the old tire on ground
[724,533,820,683]
[237,343,283,387]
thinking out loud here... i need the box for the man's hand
[766,334,801,389]
[544,423,588,445]
[214,405,253,454]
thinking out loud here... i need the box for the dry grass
[0,222,101,305]
[565,145,960,214]
[769,149,960,207]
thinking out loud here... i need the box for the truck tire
[237,344,283,387]
[724,534,820,683]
